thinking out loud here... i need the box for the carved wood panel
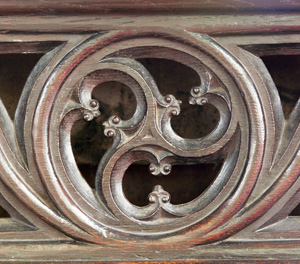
[0,4,300,262]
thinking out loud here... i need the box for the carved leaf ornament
[0,28,299,249]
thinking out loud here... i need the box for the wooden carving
[0,24,300,262]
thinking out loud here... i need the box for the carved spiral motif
[1,28,299,248]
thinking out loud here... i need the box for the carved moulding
[0,28,299,250]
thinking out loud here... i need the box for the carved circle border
[22,28,268,247]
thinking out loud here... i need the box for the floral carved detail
[0,29,299,250]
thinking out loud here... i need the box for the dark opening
[0,206,9,218]
[290,203,300,216]
[0,54,43,119]
[261,55,300,119]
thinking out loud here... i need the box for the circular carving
[16,29,271,247]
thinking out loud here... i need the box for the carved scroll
[0,28,299,249]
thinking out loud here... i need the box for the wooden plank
[1,241,300,262]
[1,13,300,35]
[0,0,300,14]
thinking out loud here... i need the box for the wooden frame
[0,1,300,262]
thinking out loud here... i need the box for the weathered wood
[0,0,300,14]
[1,14,300,35]
[0,1,300,263]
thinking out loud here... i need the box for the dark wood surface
[1,13,300,35]
[0,1,300,263]
[0,0,300,14]
[2,239,300,263]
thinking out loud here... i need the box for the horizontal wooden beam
[0,0,300,14]
[1,13,300,35]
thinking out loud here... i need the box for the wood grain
[0,2,299,263]
[0,0,300,14]
[1,14,300,35]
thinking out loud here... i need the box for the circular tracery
[21,29,267,247]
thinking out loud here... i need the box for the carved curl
[0,29,298,249]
